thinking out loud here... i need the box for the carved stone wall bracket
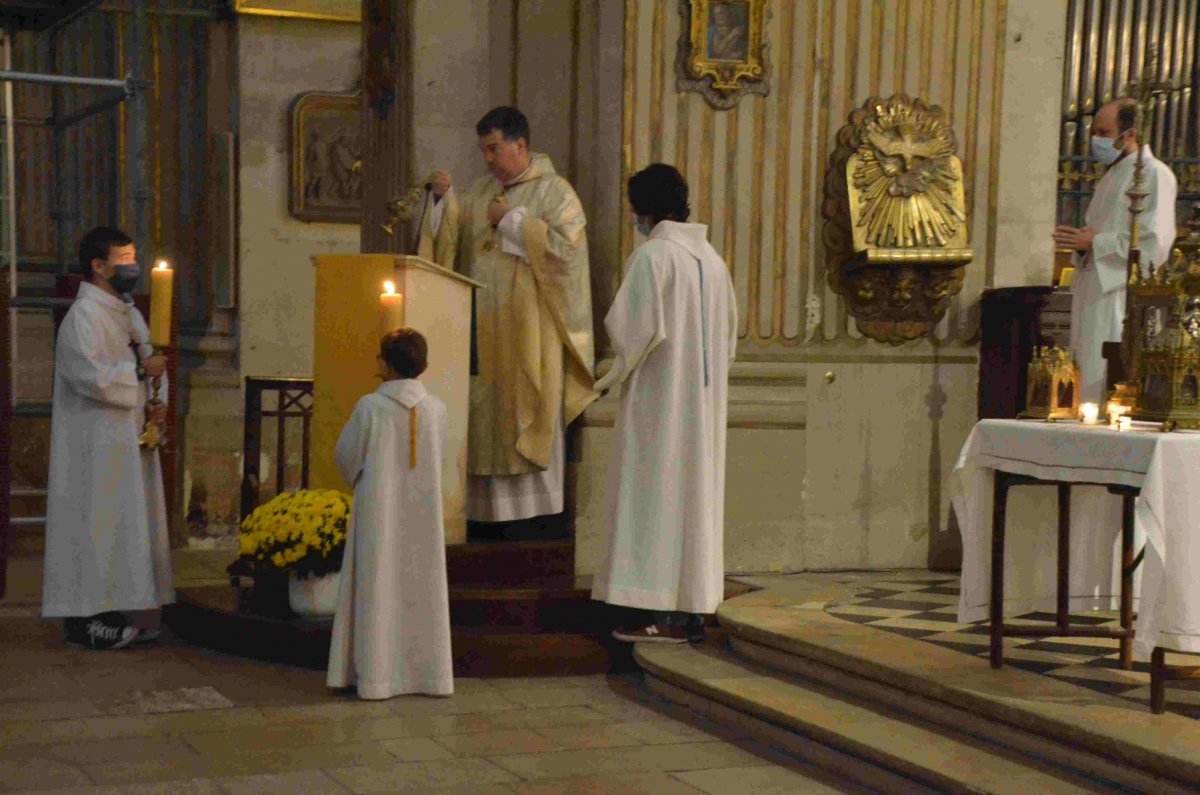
[822,93,973,344]
[675,0,770,111]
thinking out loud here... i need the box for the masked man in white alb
[1054,97,1178,404]
[420,106,596,539]
[327,328,453,699]
[592,164,737,644]
[42,227,172,650]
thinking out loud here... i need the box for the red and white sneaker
[612,623,688,644]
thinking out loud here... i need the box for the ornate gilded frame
[676,0,769,110]
[234,0,359,23]
[288,89,363,224]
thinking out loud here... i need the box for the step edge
[644,674,942,795]
[634,644,1093,795]
[717,606,1200,789]
[730,635,1189,795]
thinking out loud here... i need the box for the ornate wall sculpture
[675,0,769,110]
[822,93,973,344]
[288,89,362,224]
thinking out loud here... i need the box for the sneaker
[132,627,161,644]
[612,623,687,644]
[65,613,140,650]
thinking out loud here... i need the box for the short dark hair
[476,106,530,145]
[380,327,428,379]
[1114,97,1138,135]
[628,163,691,224]
[78,226,133,281]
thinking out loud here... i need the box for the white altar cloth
[952,419,1200,659]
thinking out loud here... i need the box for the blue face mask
[632,216,655,237]
[1090,130,1129,165]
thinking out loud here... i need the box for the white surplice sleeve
[1091,160,1177,294]
[595,249,665,393]
[335,400,372,489]
[57,312,139,409]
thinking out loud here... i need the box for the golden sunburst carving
[821,93,973,344]
[851,102,965,250]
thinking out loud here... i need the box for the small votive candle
[1081,403,1099,424]
[1118,415,1133,431]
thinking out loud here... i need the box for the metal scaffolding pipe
[0,69,127,90]
[128,0,149,261]
[51,89,127,129]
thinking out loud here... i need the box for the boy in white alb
[327,328,454,698]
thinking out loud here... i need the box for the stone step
[636,639,1137,795]
[711,583,1200,795]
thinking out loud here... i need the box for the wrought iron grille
[240,377,314,523]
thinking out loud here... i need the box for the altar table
[951,419,1200,712]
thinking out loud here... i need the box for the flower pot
[287,571,341,617]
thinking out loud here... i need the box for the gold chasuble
[421,154,596,476]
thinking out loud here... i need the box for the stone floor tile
[528,724,645,750]
[488,741,771,780]
[673,764,865,795]
[38,736,198,767]
[377,736,456,761]
[0,670,85,703]
[507,707,613,729]
[0,697,104,723]
[510,772,707,795]
[606,720,717,745]
[432,728,561,756]
[200,742,401,777]
[183,716,421,754]
[386,689,520,716]
[0,756,92,791]
[214,769,353,795]
[326,757,518,793]
[92,686,236,716]
[258,700,396,724]
[480,685,595,709]
[79,754,215,787]
[114,779,227,795]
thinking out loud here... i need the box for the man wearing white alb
[42,226,172,650]
[592,164,737,644]
[1053,97,1177,404]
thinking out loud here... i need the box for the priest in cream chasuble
[422,106,596,522]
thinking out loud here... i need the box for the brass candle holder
[138,351,165,451]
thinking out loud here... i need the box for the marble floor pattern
[0,551,871,795]
[820,571,1200,720]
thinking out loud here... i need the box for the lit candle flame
[155,259,170,271]
[383,280,396,295]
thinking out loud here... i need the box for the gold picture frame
[676,0,769,110]
[288,89,362,224]
[234,0,359,23]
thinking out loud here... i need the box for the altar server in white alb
[327,328,454,699]
[592,164,737,644]
[42,226,172,650]
[1054,97,1177,404]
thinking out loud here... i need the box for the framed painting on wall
[288,90,362,224]
[677,0,770,110]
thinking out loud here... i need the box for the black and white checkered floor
[824,572,1200,719]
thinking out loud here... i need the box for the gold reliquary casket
[1020,346,1081,421]
[1125,247,1200,430]
[822,94,973,344]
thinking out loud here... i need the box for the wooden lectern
[310,254,481,545]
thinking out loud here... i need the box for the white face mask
[1090,131,1129,165]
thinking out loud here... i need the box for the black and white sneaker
[65,613,140,650]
